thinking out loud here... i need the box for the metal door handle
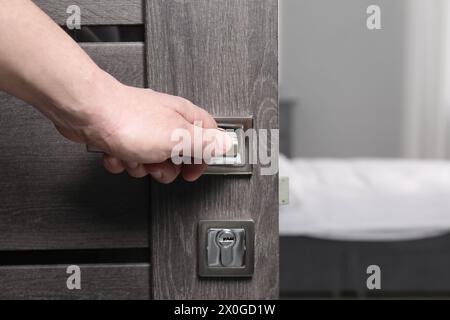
[87,116,253,175]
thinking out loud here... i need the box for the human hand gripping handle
[71,80,233,183]
[0,0,232,183]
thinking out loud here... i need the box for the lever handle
[86,145,103,153]
[87,116,253,175]
[87,131,240,164]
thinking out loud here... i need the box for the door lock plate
[198,220,255,278]
[205,116,253,175]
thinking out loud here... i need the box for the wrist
[64,68,119,123]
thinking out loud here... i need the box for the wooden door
[0,0,278,300]
[146,0,279,300]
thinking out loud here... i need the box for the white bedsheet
[279,155,450,241]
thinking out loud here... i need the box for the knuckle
[179,97,193,106]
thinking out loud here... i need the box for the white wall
[280,0,407,158]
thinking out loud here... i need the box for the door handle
[87,116,253,175]
[205,116,253,175]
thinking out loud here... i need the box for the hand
[54,71,232,183]
[0,2,232,183]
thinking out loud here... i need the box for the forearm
[0,0,114,128]
[0,0,229,182]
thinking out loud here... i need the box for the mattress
[279,155,450,241]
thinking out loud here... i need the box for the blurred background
[279,0,450,299]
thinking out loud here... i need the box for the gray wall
[280,0,406,158]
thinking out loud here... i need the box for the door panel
[34,0,144,26]
[0,44,148,250]
[0,264,149,300]
[146,0,279,299]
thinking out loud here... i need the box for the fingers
[163,96,232,179]
[104,156,182,182]
[163,94,233,158]
[181,163,208,182]
[169,123,232,165]
[162,94,218,129]
[123,161,148,178]
[103,155,125,174]
[103,93,226,183]
[183,124,233,161]
[145,161,182,184]
[104,156,147,178]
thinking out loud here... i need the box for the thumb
[201,127,233,160]
[170,124,233,163]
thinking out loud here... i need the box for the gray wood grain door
[146,0,279,300]
[0,0,278,300]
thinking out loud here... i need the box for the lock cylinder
[207,228,245,268]
[199,220,254,277]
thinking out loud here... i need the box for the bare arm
[0,0,230,182]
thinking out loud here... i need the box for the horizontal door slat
[0,264,150,300]
[0,43,148,250]
[34,0,144,26]
[82,43,146,88]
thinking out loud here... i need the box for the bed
[279,154,450,298]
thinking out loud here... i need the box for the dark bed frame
[281,235,450,299]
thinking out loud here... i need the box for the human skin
[0,0,231,183]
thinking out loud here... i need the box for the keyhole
[216,229,236,248]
